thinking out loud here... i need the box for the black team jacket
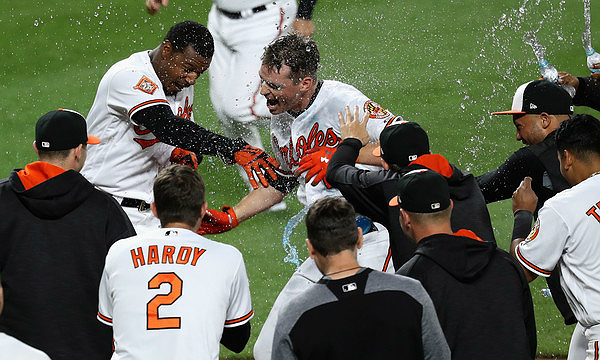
[397,231,537,360]
[0,162,135,360]
[326,138,495,269]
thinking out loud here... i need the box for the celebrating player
[326,107,495,268]
[271,197,450,360]
[395,169,536,360]
[97,164,253,359]
[511,114,600,360]
[0,109,135,360]
[81,21,279,234]
[145,0,318,192]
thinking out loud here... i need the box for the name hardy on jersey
[130,244,206,269]
[132,96,193,150]
[274,122,341,168]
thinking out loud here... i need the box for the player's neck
[162,222,195,231]
[316,251,361,280]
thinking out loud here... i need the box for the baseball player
[511,114,600,360]
[82,21,279,234]
[188,34,398,359]
[145,0,318,190]
[97,165,253,360]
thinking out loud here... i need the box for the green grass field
[2,0,600,358]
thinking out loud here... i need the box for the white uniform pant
[253,223,393,360]
[0,333,50,360]
[122,205,161,235]
[207,1,297,149]
[568,322,600,360]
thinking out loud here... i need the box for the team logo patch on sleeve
[134,76,159,95]
[526,218,540,241]
[364,100,389,119]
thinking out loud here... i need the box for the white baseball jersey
[515,174,600,327]
[270,80,398,205]
[97,228,253,360]
[82,50,194,204]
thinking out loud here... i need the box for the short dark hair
[164,21,214,58]
[305,197,358,257]
[262,33,320,83]
[556,114,600,162]
[37,149,73,161]
[153,164,205,227]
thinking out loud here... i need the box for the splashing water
[583,0,592,49]
[281,205,310,269]
[523,31,546,62]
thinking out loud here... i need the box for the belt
[356,215,378,235]
[218,5,267,19]
[121,197,151,212]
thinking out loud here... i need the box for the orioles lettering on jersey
[586,200,600,223]
[130,245,206,268]
[176,97,193,120]
[275,122,341,169]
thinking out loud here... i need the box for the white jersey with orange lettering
[515,174,600,328]
[97,228,253,360]
[270,79,398,205]
[82,50,194,206]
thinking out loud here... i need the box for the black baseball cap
[372,121,430,167]
[35,109,101,151]
[389,169,451,213]
[493,80,574,115]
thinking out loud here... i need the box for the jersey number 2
[147,272,182,330]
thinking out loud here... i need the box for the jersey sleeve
[514,205,569,277]
[361,99,397,141]
[107,69,169,121]
[224,254,254,328]
[97,266,114,326]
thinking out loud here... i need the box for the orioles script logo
[275,123,341,168]
[177,97,193,120]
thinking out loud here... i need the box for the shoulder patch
[363,100,389,119]
[134,76,159,95]
[526,218,540,241]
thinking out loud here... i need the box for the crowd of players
[1,1,600,359]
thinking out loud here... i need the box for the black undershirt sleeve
[297,0,318,19]
[476,148,546,204]
[131,104,246,162]
[573,76,600,111]
[220,322,251,353]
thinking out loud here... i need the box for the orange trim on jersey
[516,246,552,276]
[595,341,599,360]
[128,99,170,117]
[408,154,454,178]
[453,229,483,242]
[382,247,393,272]
[225,310,254,325]
[97,312,113,324]
[17,161,66,190]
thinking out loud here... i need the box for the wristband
[512,210,534,240]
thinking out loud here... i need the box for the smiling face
[259,63,307,115]
[155,42,211,96]
[512,114,547,146]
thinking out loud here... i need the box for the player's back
[98,228,253,360]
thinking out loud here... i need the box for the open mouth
[266,98,278,109]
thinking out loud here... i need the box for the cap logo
[431,202,441,210]
[530,103,538,110]
[408,154,418,161]
[41,141,50,148]
[570,105,574,112]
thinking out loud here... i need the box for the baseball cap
[372,122,430,167]
[492,80,574,115]
[35,109,101,151]
[389,169,451,213]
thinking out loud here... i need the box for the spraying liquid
[523,31,576,97]
[281,205,310,269]
[582,0,600,72]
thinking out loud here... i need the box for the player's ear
[32,141,39,156]
[151,202,158,219]
[539,112,552,129]
[160,40,173,58]
[200,201,207,221]
[299,76,313,92]
[356,227,363,250]
[306,238,317,259]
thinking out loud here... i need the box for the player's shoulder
[320,80,365,98]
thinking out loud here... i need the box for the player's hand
[558,72,580,90]
[294,146,336,188]
[512,177,538,214]
[292,18,315,37]
[339,105,370,146]
[591,63,600,86]
[145,0,169,15]
[197,206,238,235]
[170,148,200,170]
[234,145,279,189]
